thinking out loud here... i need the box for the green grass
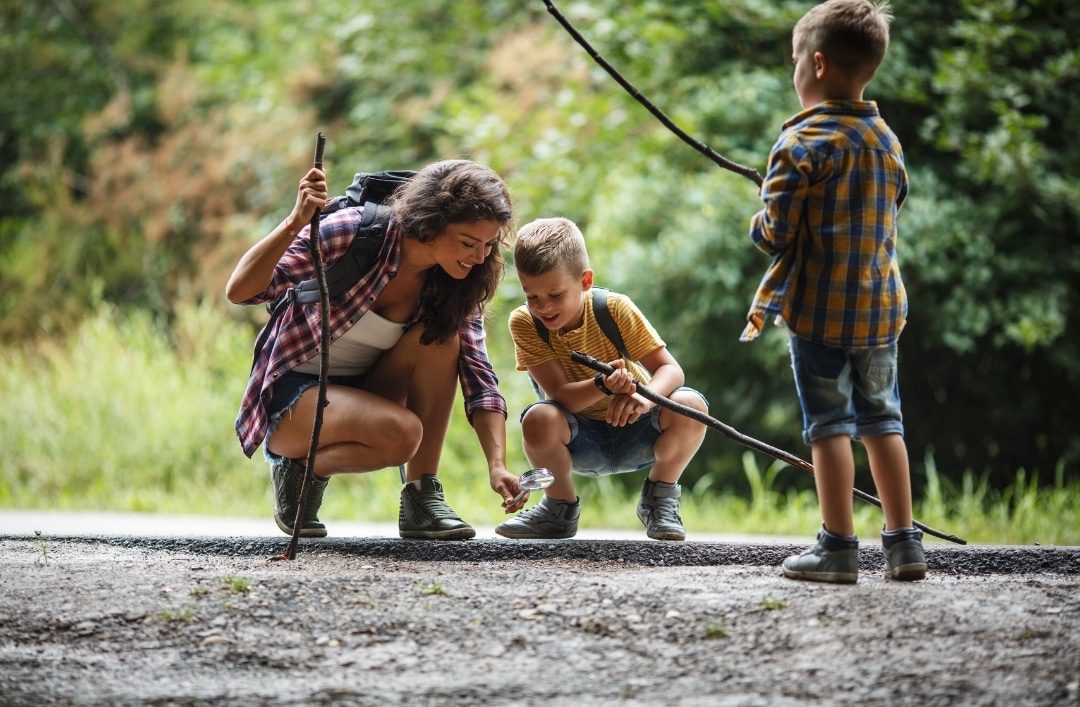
[1,302,1078,547]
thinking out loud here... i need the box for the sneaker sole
[647,530,687,541]
[494,527,577,540]
[274,514,327,538]
[885,563,927,581]
[782,566,858,584]
[399,527,476,540]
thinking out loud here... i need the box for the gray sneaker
[398,475,475,540]
[636,479,686,541]
[495,495,580,539]
[782,526,859,584]
[882,527,927,581]
[271,457,329,538]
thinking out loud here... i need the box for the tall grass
[1,302,1077,546]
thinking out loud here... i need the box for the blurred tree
[0,0,1075,494]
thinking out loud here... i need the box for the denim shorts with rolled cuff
[263,370,366,463]
[788,336,904,445]
[520,387,708,477]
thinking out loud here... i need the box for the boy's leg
[862,433,913,531]
[496,402,580,539]
[811,434,857,537]
[519,402,576,503]
[638,389,708,541]
[650,390,708,484]
[864,433,926,580]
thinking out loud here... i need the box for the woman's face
[428,219,502,279]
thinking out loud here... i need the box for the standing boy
[498,217,708,540]
[741,0,925,582]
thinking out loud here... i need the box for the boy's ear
[814,51,828,80]
[581,269,594,291]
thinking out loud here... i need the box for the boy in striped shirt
[498,217,708,541]
[742,0,926,582]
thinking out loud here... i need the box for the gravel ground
[1,534,1078,706]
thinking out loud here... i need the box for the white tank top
[293,310,407,376]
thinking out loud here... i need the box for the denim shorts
[520,387,707,477]
[264,370,366,461]
[788,336,904,445]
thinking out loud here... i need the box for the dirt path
[2,535,1078,706]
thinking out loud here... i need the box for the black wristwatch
[593,372,614,396]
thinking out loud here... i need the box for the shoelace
[651,499,682,523]
[416,489,460,520]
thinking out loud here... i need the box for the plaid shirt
[235,206,506,458]
[742,100,909,349]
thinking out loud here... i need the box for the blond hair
[795,0,892,83]
[513,217,590,278]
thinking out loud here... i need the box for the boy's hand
[606,392,651,427]
[600,359,635,396]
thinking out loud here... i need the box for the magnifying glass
[512,467,555,505]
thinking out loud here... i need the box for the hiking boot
[882,527,927,581]
[495,495,580,539]
[398,475,475,540]
[271,458,329,538]
[636,479,686,541]
[782,526,859,584]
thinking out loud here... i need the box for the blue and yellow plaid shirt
[742,100,909,349]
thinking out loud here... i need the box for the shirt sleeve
[750,132,811,257]
[509,305,558,371]
[458,307,507,421]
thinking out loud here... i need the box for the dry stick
[570,351,968,545]
[542,0,763,187]
[269,133,329,563]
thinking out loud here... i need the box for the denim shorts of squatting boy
[788,336,905,445]
[521,387,707,477]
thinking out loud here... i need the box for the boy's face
[792,31,824,109]
[519,266,593,333]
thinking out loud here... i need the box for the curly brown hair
[387,159,514,345]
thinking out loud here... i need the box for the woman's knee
[381,409,424,462]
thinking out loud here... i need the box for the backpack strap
[251,203,391,370]
[530,287,631,360]
[293,203,389,304]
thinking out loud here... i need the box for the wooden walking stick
[571,350,968,545]
[542,0,763,187]
[270,132,330,562]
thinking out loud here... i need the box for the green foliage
[0,0,1077,526]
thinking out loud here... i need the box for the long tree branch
[270,133,329,563]
[542,0,763,186]
[571,351,968,545]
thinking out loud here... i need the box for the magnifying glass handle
[512,488,529,505]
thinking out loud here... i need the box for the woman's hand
[492,468,527,514]
[289,168,329,228]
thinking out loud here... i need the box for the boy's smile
[518,267,594,333]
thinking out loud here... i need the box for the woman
[226,159,525,539]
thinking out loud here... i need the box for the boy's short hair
[795,0,892,83]
[513,217,590,278]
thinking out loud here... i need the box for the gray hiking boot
[782,526,859,584]
[398,475,475,540]
[882,527,927,581]
[271,457,329,538]
[495,495,580,539]
[636,479,686,541]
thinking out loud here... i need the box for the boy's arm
[635,346,685,399]
[750,135,809,256]
[528,359,614,413]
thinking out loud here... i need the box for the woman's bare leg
[266,326,458,479]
